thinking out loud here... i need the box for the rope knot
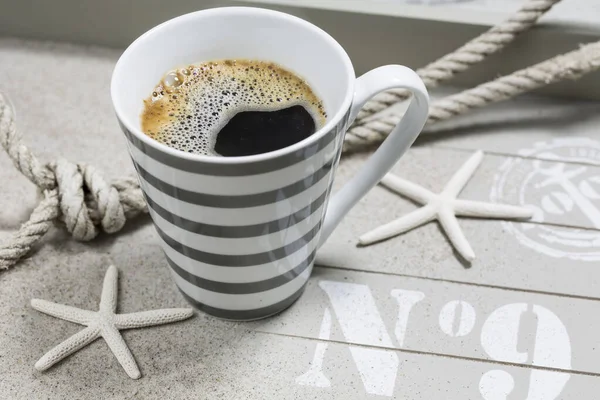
[0,87,148,270]
[49,159,126,241]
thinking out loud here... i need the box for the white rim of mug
[111,7,356,165]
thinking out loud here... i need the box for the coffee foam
[141,60,326,155]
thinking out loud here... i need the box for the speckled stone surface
[2,37,600,399]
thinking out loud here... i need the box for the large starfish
[31,265,194,379]
[359,151,533,261]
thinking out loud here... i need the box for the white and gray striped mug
[111,7,429,320]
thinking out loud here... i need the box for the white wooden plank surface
[1,37,599,399]
[256,267,598,374]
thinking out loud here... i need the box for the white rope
[0,92,147,269]
[353,0,562,122]
[343,40,600,153]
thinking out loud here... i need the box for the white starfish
[359,151,533,261]
[31,265,194,379]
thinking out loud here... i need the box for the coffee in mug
[112,7,429,320]
[141,59,326,157]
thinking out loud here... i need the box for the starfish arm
[114,308,194,329]
[100,265,119,314]
[442,151,484,198]
[101,324,141,379]
[380,174,435,204]
[34,326,101,372]
[31,299,96,325]
[438,207,476,262]
[454,200,533,219]
[358,205,437,245]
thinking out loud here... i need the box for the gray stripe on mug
[122,121,338,176]
[133,159,333,208]
[144,190,329,238]
[155,221,322,267]
[165,250,316,294]
[177,284,306,320]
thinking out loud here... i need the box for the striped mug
[111,7,429,320]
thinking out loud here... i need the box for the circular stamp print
[491,137,600,261]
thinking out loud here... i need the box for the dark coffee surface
[141,59,326,157]
[215,105,315,157]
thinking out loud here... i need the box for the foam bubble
[141,60,326,155]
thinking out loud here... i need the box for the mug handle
[319,65,429,246]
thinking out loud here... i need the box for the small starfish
[359,151,533,261]
[31,265,194,379]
